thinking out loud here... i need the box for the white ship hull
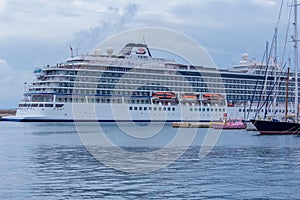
[2,102,262,122]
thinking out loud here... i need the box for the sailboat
[251,0,300,135]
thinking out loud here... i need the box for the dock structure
[173,121,257,131]
[0,110,16,121]
[172,122,211,128]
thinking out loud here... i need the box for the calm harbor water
[1,122,300,199]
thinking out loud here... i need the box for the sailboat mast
[294,0,299,121]
[273,28,278,116]
[286,66,290,119]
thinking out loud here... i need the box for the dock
[172,121,258,131]
[172,122,211,128]
[0,110,16,121]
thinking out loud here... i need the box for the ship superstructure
[3,43,297,122]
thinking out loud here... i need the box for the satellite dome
[242,53,249,61]
[106,47,114,56]
[94,48,101,55]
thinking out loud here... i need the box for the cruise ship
[2,43,295,122]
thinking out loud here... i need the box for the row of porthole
[129,106,176,111]
[238,109,293,113]
[190,108,226,112]
[19,103,64,108]
[129,106,226,112]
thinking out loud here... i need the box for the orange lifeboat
[152,92,177,100]
[182,93,198,99]
[182,93,199,101]
[202,93,224,100]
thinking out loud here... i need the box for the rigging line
[255,36,276,119]
[261,18,287,119]
[280,0,293,66]
[262,62,287,109]
[248,49,266,110]
[264,65,287,113]
[251,43,271,118]
[256,18,277,119]
[248,49,267,119]
[259,0,293,120]
[276,0,284,29]
[253,0,290,119]
[257,62,288,117]
[248,0,287,120]
[254,54,288,119]
[263,0,285,118]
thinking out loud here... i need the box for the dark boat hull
[250,119,300,135]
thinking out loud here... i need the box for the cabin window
[45,104,53,107]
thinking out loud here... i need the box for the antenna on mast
[69,45,74,58]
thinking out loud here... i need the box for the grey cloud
[71,3,139,52]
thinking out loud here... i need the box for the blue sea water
[0,122,300,200]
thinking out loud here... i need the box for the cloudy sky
[0,0,291,108]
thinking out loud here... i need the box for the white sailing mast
[293,0,299,121]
